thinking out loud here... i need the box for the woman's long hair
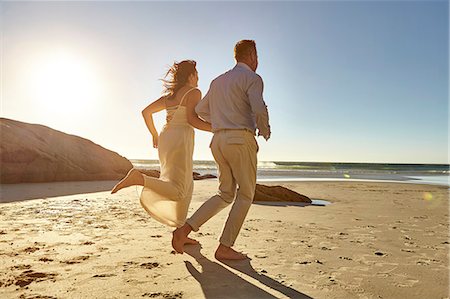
[161,60,197,99]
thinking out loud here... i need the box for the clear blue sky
[2,1,448,164]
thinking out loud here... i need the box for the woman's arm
[142,96,166,148]
[186,89,212,132]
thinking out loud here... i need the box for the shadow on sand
[184,245,313,299]
[253,198,331,207]
[0,180,118,203]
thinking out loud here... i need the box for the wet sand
[0,180,448,298]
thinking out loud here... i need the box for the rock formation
[139,169,310,202]
[254,184,311,203]
[138,170,217,181]
[1,118,133,184]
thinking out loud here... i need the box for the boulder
[138,170,309,202]
[254,184,311,203]
[0,118,133,184]
[139,170,308,201]
[193,172,217,180]
[139,170,217,181]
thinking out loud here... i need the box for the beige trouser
[186,129,258,247]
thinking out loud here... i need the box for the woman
[111,60,211,245]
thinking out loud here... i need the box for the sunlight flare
[27,50,102,115]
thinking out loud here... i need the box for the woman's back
[164,87,197,127]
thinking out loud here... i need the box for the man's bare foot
[171,224,192,254]
[111,169,144,194]
[215,244,249,260]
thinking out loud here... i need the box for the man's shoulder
[243,71,263,86]
[251,72,263,82]
[235,66,262,80]
[213,67,263,87]
[227,66,262,82]
[210,70,231,86]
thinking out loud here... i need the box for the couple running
[112,39,271,260]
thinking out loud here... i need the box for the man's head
[234,40,258,72]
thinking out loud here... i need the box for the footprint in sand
[23,247,40,254]
[11,264,32,270]
[94,225,109,229]
[349,240,364,245]
[296,260,323,265]
[142,292,183,298]
[140,262,160,269]
[196,232,212,237]
[339,256,353,261]
[81,241,95,245]
[4,270,58,288]
[92,273,117,278]
[122,261,160,271]
[121,261,138,272]
[400,249,415,253]
[61,255,90,264]
[18,294,58,299]
[395,279,419,288]
[389,273,420,288]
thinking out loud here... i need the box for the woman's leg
[111,169,144,194]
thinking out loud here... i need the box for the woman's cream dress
[140,88,196,227]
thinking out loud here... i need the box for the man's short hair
[234,40,256,61]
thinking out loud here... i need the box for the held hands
[152,134,159,148]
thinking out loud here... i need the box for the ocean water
[130,160,450,187]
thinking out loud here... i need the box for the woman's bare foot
[111,169,144,194]
[184,237,200,245]
[215,244,249,260]
[171,224,192,254]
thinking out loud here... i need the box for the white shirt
[196,62,271,140]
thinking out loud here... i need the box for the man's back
[196,62,270,139]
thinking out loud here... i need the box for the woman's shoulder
[182,88,201,107]
[188,88,201,96]
[183,87,201,100]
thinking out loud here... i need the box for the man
[172,39,271,260]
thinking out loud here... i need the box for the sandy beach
[0,179,448,299]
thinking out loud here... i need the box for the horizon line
[128,158,450,166]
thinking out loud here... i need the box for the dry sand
[0,180,448,299]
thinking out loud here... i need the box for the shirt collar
[235,62,253,72]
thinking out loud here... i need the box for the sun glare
[28,51,102,115]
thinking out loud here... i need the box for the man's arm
[195,82,213,123]
[186,89,212,132]
[247,75,270,140]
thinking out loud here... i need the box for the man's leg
[172,132,237,253]
[185,132,237,231]
[215,131,257,260]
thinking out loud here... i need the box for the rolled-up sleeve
[248,75,270,140]
[195,84,212,123]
